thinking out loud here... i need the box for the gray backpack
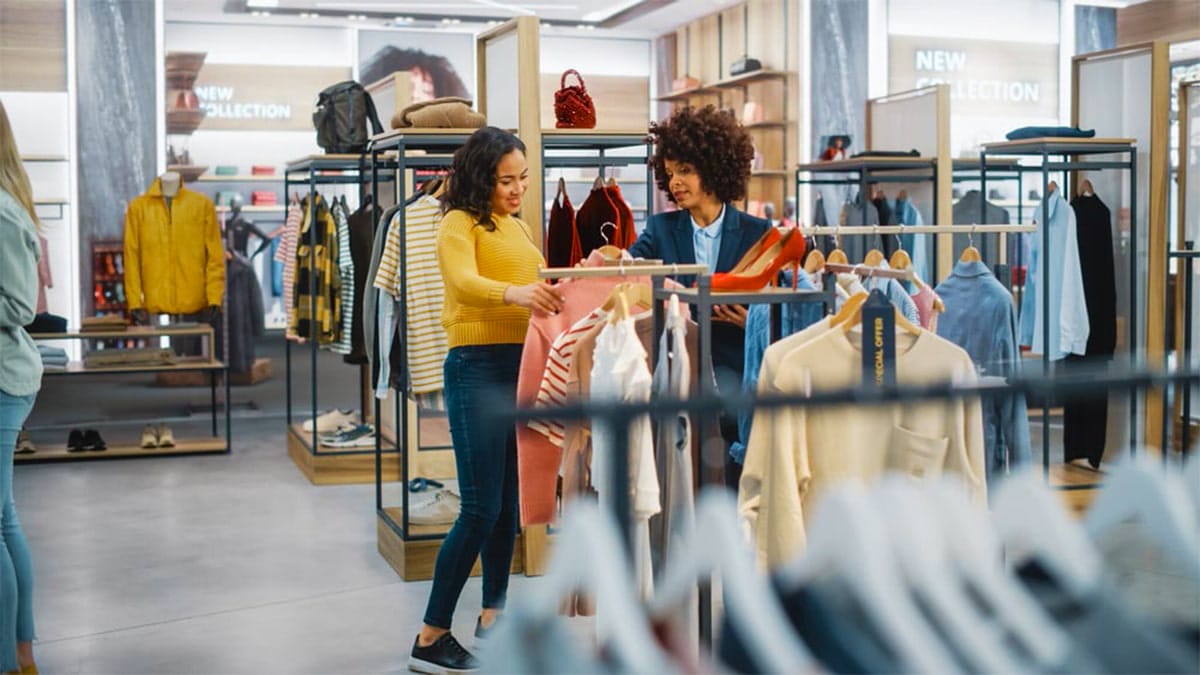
[312,81,384,154]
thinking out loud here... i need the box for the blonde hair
[0,98,40,228]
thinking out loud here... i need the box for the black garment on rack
[841,193,880,263]
[226,254,265,373]
[952,190,1012,262]
[1062,194,1118,467]
[811,192,836,257]
[345,197,380,365]
[871,196,900,257]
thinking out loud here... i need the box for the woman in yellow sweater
[410,127,562,674]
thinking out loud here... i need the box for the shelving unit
[367,129,474,580]
[20,325,231,464]
[90,241,128,317]
[282,154,395,485]
[197,175,281,182]
[980,136,1139,491]
[540,130,654,239]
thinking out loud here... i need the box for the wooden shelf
[750,169,790,177]
[743,121,788,130]
[712,69,789,89]
[657,86,717,102]
[32,326,215,340]
[44,359,225,376]
[21,155,68,162]
[287,424,402,485]
[15,437,227,463]
[197,174,280,182]
[34,198,68,205]
[378,508,526,581]
[215,205,284,213]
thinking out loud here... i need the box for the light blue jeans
[0,391,36,672]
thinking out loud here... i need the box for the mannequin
[124,171,225,327]
[226,194,273,259]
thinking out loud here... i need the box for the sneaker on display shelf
[303,409,359,433]
[322,424,375,448]
[319,422,373,444]
[140,425,158,449]
[157,424,175,448]
[409,489,461,526]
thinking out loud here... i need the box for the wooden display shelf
[796,156,937,173]
[378,507,525,581]
[287,423,403,486]
[713,69,789,89]
[750,169,790,177]
[979,137,1137,155]
[44,359,224,376]
[15,436,226,463]
[743,121,789,130]
[215,205,284,213]
[196,174,280,182]
[1050,461,1106,515]
[657,85,717,102]
[32,325,214,340]
[20,154,68,162]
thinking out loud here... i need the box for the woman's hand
[504,282,565,315]
[712,304,748,328]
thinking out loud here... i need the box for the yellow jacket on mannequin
[123,177,225,314]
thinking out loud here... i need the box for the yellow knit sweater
[437,209,543,347]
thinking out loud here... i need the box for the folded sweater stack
[38,345,68,372]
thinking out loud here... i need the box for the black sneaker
[473,616,496,645]
[82,429,107,452]
[67,429,85,453]
[409,633,479,674]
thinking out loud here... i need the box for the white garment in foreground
[590,315,661,598]
[739,325,987,569]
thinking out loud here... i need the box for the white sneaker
[321,424,375,448]
[409,489,461,526]
[302,409,358,433]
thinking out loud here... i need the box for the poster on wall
[889,36,1058,119]
[357,30,476,103]
[192,64,352,131]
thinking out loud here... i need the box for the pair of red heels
[710,227,807,291]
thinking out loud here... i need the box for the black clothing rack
[980,138,1139,483]
[282,155,393,460]
[367,132,474,544]
[1167,244,1198,455]
[540,131,655,233]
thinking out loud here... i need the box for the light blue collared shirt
[691,205,726,273]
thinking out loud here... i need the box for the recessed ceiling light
[246,0,278,7]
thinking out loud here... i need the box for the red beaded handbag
[554,69,597,129]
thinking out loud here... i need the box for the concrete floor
[14,418,519,675]
[13,335,517,674]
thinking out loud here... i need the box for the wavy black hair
[651,105,754,205]
[444,126,527,231]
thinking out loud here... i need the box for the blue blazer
[627,204,770,374]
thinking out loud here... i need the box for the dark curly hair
[651,105,754,205]
[444,126,527,231]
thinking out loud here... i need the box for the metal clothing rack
[500,357,1200,649]
[367,131,474,547]
[540,131,655,235]
[1166,245,1198,456]
[949,158,1025,269]
[795,155,938,261]
[980,137,1139,485]
[282,155,393,465]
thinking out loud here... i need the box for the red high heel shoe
[729,226,783,275]
[711,229,807,292]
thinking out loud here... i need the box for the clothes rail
[823,262,914,280]
[537,263,708,280]
[796,224,1037,236]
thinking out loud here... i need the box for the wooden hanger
[827,248,848,264]
[889,249,912,273]
[830,291,868,328]
[863,249,885,267]
[804,249,826,275]
[1079,178,1094,197]
[601,281,652,314]
[592,174,606,189]
[432,175,449,199]
[840,290,922,335]
[959,245,982,263]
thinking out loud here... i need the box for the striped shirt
[331,198,354,355]
[374,196,447,395]
[528,308,605,447]
[275,199,302,341]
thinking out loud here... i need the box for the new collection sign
[191,64,353,131]
[889,36,1058,118]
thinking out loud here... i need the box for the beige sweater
[738,324,986,569]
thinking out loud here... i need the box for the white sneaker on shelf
[302,409,358,433]
[409,489,461,526]
[321,424,375,448]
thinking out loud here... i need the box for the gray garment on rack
[839,194,880,263]
[363,202,402,395]
[225,254,264,373]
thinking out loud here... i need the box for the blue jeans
[423,345,522,629]
[0,391,36,672]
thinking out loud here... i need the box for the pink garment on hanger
[911,285,941,331]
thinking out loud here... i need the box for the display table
[20,325,231,463]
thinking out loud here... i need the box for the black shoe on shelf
[409,633,479,674]
[67,429,85,453]
[81,429,107,452]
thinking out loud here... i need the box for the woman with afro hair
[627,104,769,489]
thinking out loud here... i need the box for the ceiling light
[582,0,639,22]
[246,0,278,7]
